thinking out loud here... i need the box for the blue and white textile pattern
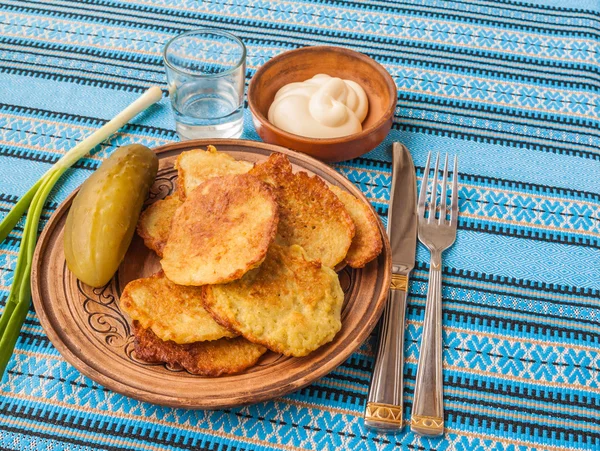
[0,1,599,450]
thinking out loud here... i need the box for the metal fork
[411,152,458,437]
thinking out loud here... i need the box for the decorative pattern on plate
[145,171,177,204]
[78,276,130,348]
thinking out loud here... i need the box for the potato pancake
[329,185,383,268]
[250,153,355,268]
[202,244,344,357]
[132,322,267,377]
[136,194,182,257]
[119,271,236,344]
[176,145,253,200]
[161,173,279,286]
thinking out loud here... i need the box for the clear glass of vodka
[163,29,246,140]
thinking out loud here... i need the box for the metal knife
[364,142,417,431]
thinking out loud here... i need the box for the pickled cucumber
[64,144,158,287]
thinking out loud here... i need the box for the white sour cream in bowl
[267,74,369,139]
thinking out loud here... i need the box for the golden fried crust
[132,322,266,377]
[161,173,279,286]
[202,244,344,357]
[250,153,355,268]
[136,195,182,257]
[176,145,253,200]
[248,152,292,185]
[120,271,236,344]
[329,186,383,268]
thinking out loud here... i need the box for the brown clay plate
[31,139,391,409]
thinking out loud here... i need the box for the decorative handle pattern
[364,275,409,431]
[411,251,444,437]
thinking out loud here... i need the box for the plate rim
[31,138,391,409]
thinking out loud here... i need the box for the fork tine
[450,155,459,227]
[417,152,431,218]
[427,153,439,223]
[438,154,449,225]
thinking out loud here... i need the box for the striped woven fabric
[1,0,599,450]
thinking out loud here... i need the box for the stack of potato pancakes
[120,146,383,377]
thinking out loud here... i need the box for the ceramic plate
[31,139,391,409]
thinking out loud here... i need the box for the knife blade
[388,144,418,275]
[364,142,417,431]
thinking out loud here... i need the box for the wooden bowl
[248,46,397,163]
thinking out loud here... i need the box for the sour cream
[267,74,369,139]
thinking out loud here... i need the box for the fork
[410,152,458,437]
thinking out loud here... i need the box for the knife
[364,142,417,431]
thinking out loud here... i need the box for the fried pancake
[136,194,182,257]
[202,244,344,357]
[250,153,355,268]
[176,145,253,200]
[132,322,267,377]
[120,271,236,344]
[330,185,383,268]
[161,173,279,286]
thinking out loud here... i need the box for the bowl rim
[248,45,398,144]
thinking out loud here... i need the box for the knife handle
[364,275,408,431]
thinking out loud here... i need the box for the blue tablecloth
[1,1,599,450]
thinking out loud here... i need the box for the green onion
[0,86,163,379]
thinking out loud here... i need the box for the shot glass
[163,29,246,139]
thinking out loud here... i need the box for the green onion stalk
[0,86,163,379]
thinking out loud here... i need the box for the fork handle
[411,251,444,437]
[364,276,408,431]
